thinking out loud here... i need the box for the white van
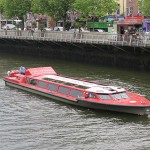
[2,24,16,30]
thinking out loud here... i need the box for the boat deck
[36,74,125,94]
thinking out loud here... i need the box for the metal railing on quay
[0,30,150,47]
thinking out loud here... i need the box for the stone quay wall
[0,30,150,71]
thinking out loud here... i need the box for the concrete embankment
[0,38,150,71]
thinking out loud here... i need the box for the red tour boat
[4,66,150,115]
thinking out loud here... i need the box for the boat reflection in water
[4,66,150,115]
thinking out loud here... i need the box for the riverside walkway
[0,30,150,47]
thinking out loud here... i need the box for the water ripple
[0,53,150,150]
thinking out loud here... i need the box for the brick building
[116,0,140,17]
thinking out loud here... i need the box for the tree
[73,0,118,29]
[31,0,75,30]
[137,0,150,16]
[2,0,31,19]
[31,0,51,15]
[0,0,4,14]
[0,0,32,29]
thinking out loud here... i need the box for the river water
[0,53,150,150]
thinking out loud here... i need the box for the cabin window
[70,89,83,98]
[48,84,58,92]
[112,93,121,99]
[75,85,88,89]
[112,92,129,100]
[65,82,76,86]
[120,92,129,98]
[98,94,112,100]
[43,78,55,82]
[58,86,69,95]
[38,81,47,89]
[30,79,37,86]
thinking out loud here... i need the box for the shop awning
[117,19,142,25]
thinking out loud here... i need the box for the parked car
[69,28,90,32]
[94,29,105,32]
[54,27,63,31]
[68,28,78,32]
[44,27,53,31]
[80,28,90,32]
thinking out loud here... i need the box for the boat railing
[0,30,150,47]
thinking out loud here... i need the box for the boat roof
[38,75,126,94]
[25,67,57,76]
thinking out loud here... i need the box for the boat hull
[5,81,150,115]
[76,99,150,115]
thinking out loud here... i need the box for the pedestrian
[19,66,26,75]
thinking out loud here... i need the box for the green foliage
[39,23,45,31]
[1,0,31,19]
[74,22,83,28]
[32,0,51,15]
[0,0,122,30]
[31,0,75,30]
[73,0,118,19]
[15,23,20,29]
[0,0,4,13]
[137,0,150,16]
[31,0,75,21]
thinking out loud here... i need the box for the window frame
[70,89,84,98]
[37,81,47,89]
[98,94,112,100]
[48,83,58,92]
[58,86,69,95]
[129,7,133,14]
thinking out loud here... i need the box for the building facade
[116,0,140,16]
